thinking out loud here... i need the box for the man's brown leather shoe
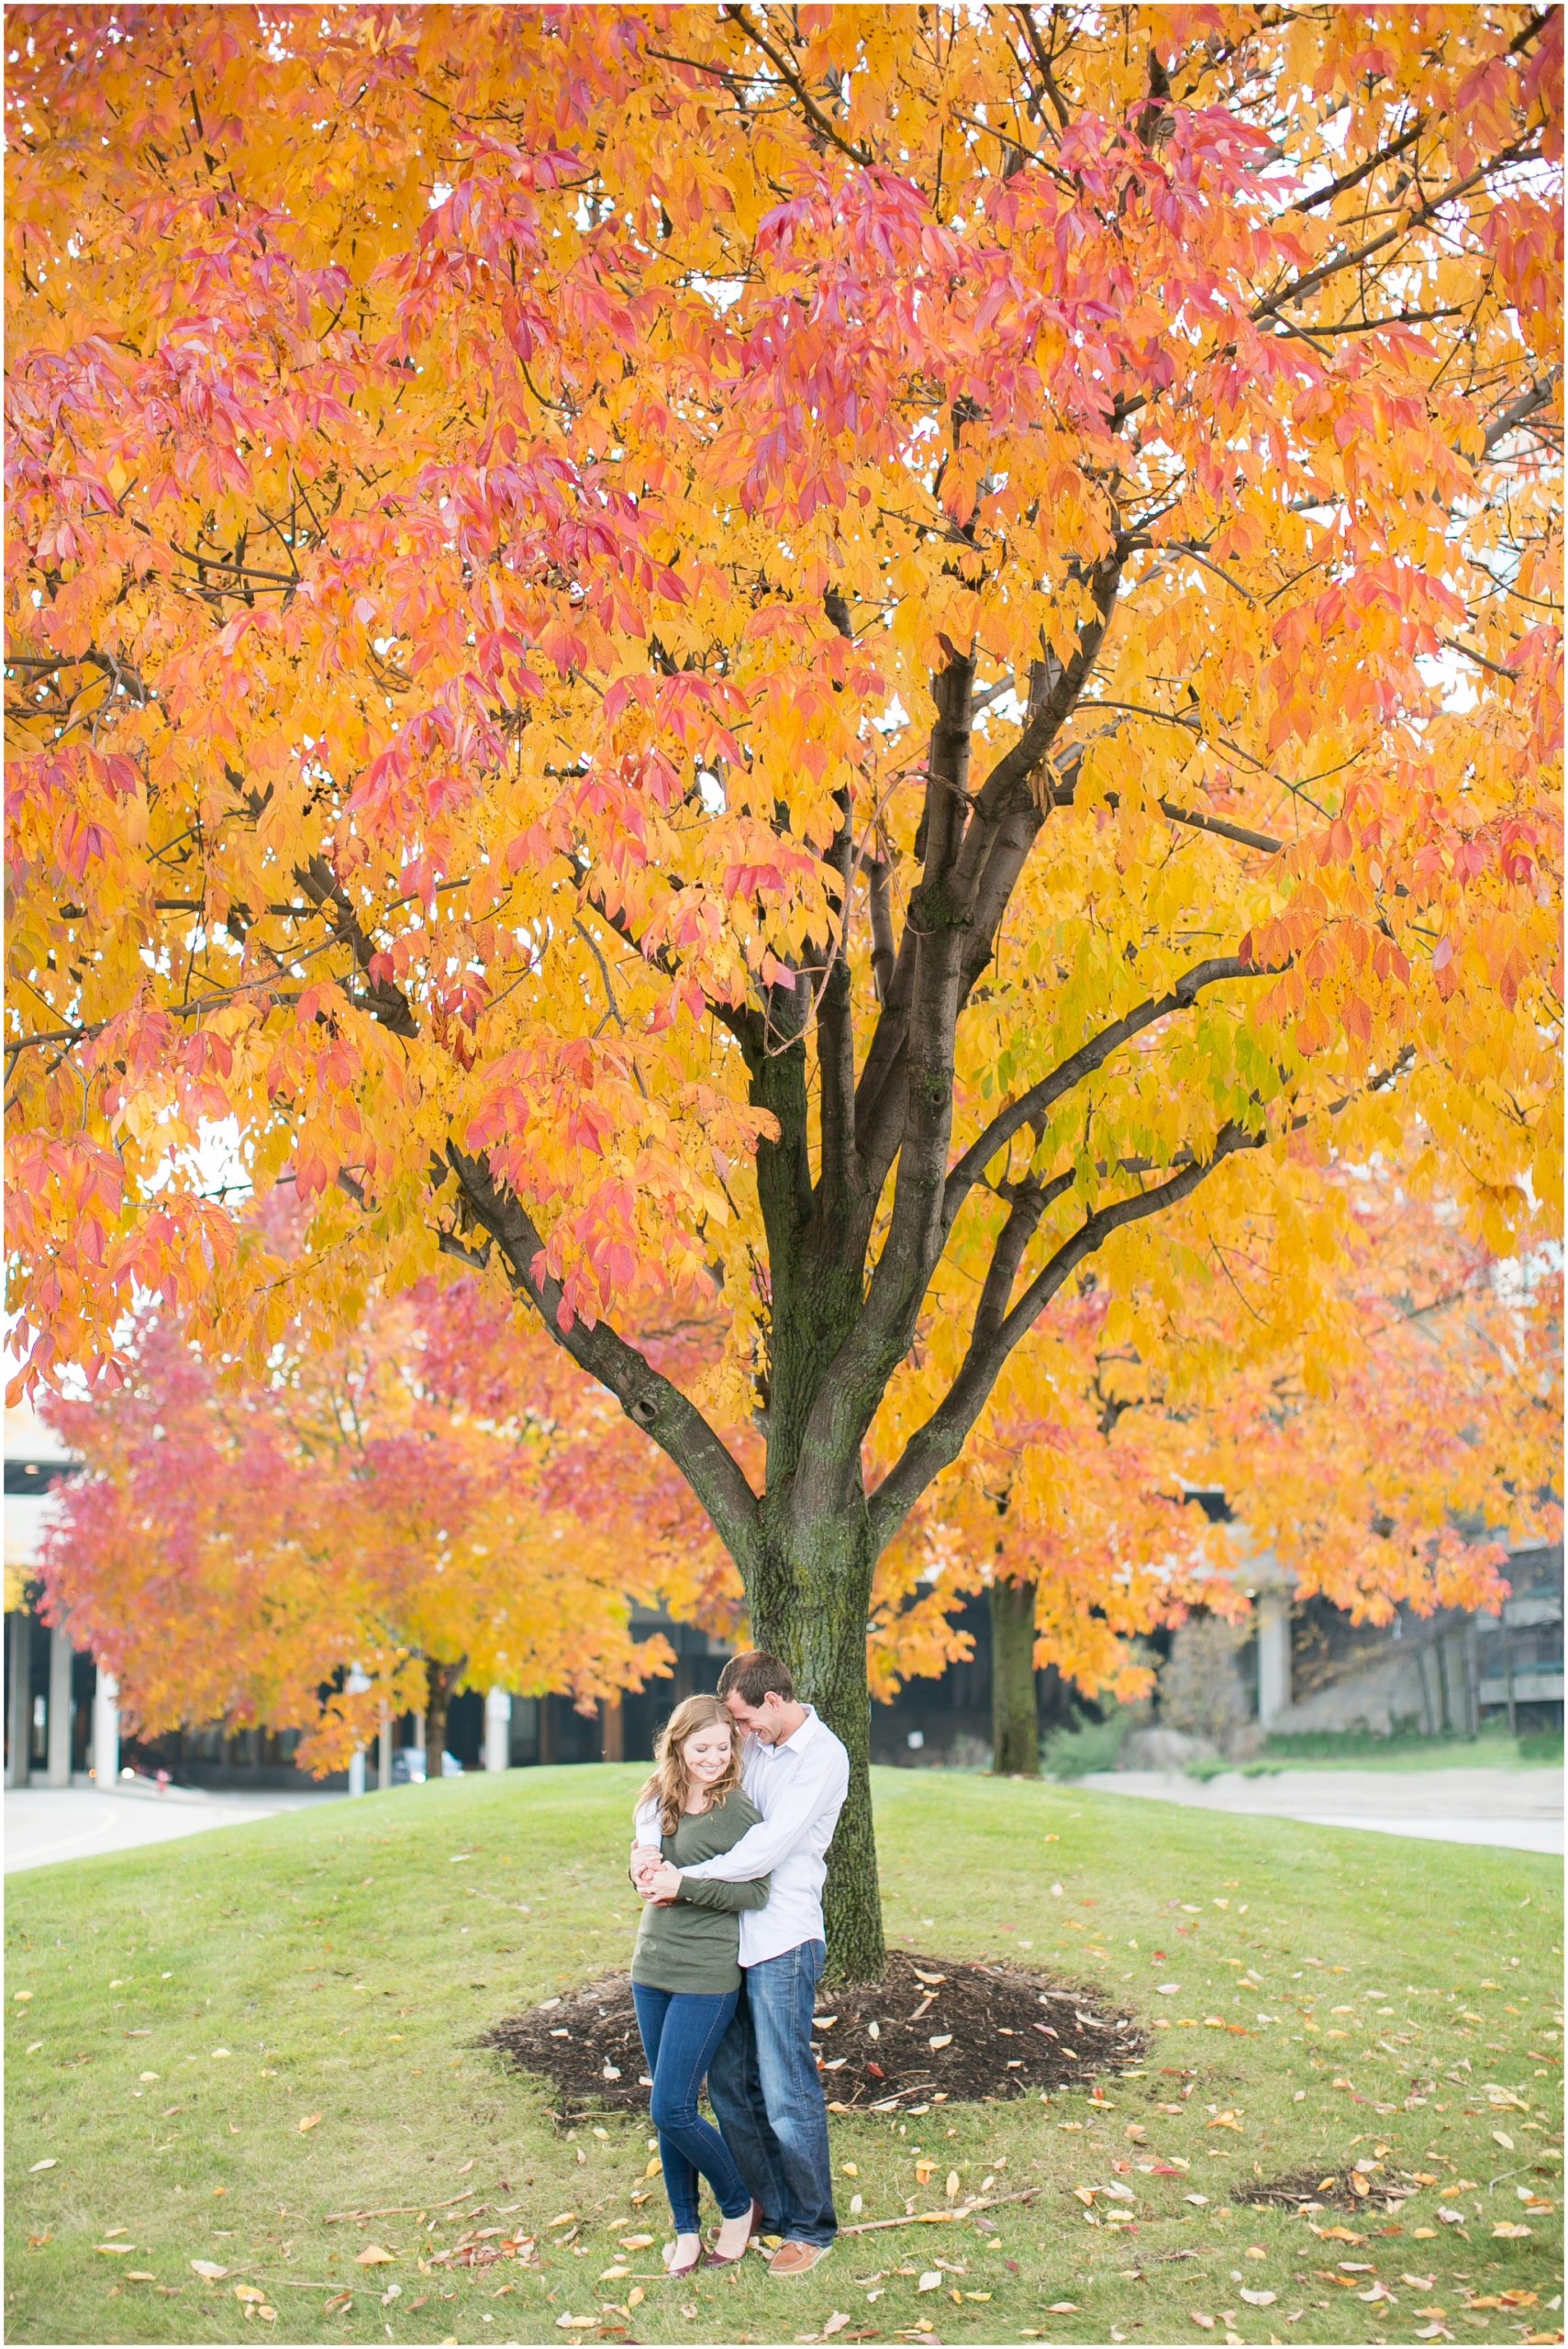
[768,2240,831,2277]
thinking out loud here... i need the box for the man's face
[723,1688,785,1743]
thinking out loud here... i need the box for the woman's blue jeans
[630,1982,753,2235]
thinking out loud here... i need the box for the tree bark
[748,1506,885,1984]
[424,1656,463,1776]
[990,1575,1041,1776]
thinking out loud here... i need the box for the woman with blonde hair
[628,1693,770,2276]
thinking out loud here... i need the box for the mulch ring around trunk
[480,1950,1148,2121]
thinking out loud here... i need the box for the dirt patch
[1241,2166,1415,2216]
[481,1950,1148,2119]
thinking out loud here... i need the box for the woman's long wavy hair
[638,1695,744,1839]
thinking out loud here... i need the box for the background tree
[873,1169,1562,1770]
[6,7,1561,1973]
[37,1267,737,1773]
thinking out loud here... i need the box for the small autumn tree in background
[873,1169,1562,1772]
[38,1265,739,1773]
[6,9,1562,1973]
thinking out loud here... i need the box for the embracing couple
[628,1650,849,2280]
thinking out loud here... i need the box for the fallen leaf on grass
[1492,2221,1533,2238]
[822,2315,851,2336]
[1046,2302,1079,2314]
[28,2159,57,2172]
[1492,2130,1515,2151]
[355,2244,396,2266]
[95,2243,137,2255]
[1240,2288,1277,2306]
[555,2316,596,2332]
[917,2273,942,2292]
[323,2291,352,2315]
[1190,2317,1215,2332]
[235,2286,268,2305]
[298,2113,322,2133]
[619,2233,654,2250]
[190,2260,228,2281]
[626,2288,645,2310]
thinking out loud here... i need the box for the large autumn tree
[6,7,1561,1973]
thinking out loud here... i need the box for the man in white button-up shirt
[631,1651,848,2277]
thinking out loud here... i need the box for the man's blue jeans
[706,1939,837,2247]
[630,1983,753,2236]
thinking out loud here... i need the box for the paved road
[4,1784,342,1873]
[1082,1765,1563,1853]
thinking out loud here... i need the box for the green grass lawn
[6,1767,1562,2348]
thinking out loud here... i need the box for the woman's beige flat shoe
[706,2197,764,2266]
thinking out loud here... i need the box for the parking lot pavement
[1081,1765,1563,1854]
[4,1784,340,1873]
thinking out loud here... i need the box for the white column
[484,1687,511,1774]
[92,1668,120,1787]
[6,1611,31,1789]
[377,1703,393,1792]
[45,1625,73,1787]
[346,1666,371,1796]
[1256,1591,1293,1728]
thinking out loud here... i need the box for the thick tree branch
[1482,369,1562,456]
[816,817,860,1215]
[943,955,1277,1229]
[866,1120,1269,1548]
[1251,138,1541,323]
[295,856,419,1038]
[445,1144,761,1562]
[855,555,1124,1186]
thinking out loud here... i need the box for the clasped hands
[629,1844,682,1905]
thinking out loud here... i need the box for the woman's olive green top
[629,1791,770,1995]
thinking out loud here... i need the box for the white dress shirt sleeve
[632,1799,662,1844]
[676,1739,848,1882]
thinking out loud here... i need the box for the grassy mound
[6,1765,1562,2345]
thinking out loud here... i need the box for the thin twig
[840,2186,1043,2237]
[324,2189,484,2224]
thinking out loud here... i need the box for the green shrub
[1040,1710,1129,1780]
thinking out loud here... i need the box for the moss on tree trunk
[750,1510,885,1984]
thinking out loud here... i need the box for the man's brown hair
[717,1649,795,1706]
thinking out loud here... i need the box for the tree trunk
[424,1656,463,1776]
[990,1575,1040,1776]
[749,1509,884,1984]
